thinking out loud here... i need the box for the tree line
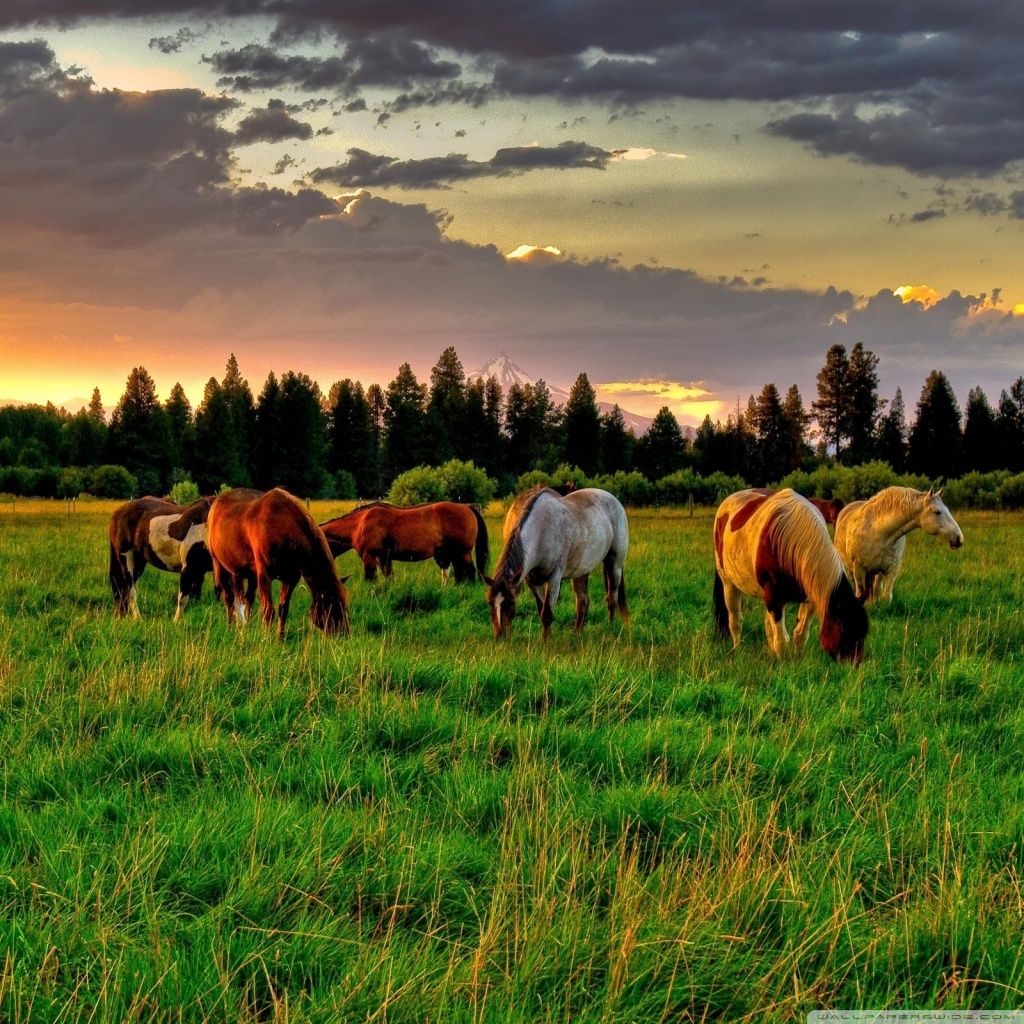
[2,344,1024,499]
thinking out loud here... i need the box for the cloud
[233,98,313,145]
[148,26,202,54]
[505,244,562,264]
[310,141,613,190]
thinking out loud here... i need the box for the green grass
[1,500,1023,1022]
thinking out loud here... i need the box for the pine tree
[635,407,686,480]
[845,343,881,463]
[327,379,376,496]
[750,383,789,483]
[192,378,241,491]
[253,372,285,489]
[221,354,255,485]
[87,387,105,423]
[164,382,193,474]
[781,385,810,473]
[107,366,170,493]
[997,377,1024,471]
[424,347,467,462]
[562,372,602,474]
[908,371,962,479]
[875,388,908,471]
[383,363,428,482]
[275,371,327,496]
[962,386,1000,472]
[366,384,385,496]
[600,405,634,473]
[812,344,851,456]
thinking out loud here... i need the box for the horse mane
[763,490,844,610]
[166,496,213,541]
[858,486,928,518]
[494,486,559,580]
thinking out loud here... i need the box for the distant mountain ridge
[471,353,655,436]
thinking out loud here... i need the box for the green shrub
[389,460,496,506]
[590,470,653,506]
[996,472,1024,510]
[330,470,358,501]
[944,471,1010,511]
[655,469,747,506]
[169,477,201,505]
[57,467,87,499]
[89,464,138,499]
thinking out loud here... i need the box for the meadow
[1,499,1023,1023]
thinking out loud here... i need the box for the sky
[1,3,1023,424]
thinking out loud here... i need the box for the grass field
[1,499,1023,1022]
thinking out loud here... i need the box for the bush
[0,466,39,495]
[590,471,653,506]
[169,477,201,505]
[89,464,138,499]
[57,467,87,499]
[944,471,1010,511]
[655,469,747,506]
[388,460,496,506]
[330,470,358,501]
[996,472,1024,510]
[513,464,591,496]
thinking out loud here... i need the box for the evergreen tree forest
[3,346,1024,505]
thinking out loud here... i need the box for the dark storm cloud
[0,38,67,96]
[233,98,313,144]
[310,141,613,189]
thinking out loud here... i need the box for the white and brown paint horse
[108,495,214,620]
[484,486,629,639]
[713,488,868,662]
[834,486,963,603]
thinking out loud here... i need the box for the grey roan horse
[483,486,629,639]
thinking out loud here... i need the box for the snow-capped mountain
[471,353,655,436]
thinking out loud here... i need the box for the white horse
[483,487,629,639]
[834,486,964,603]
[713,488,868,662]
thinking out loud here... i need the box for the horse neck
[302,551,341,600]
[869,491,926,542]
[770,505,843,615]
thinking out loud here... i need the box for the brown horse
[320,501,489,582]
[751,488,844,526]
[108,495,214,620]
[207,488,351,639]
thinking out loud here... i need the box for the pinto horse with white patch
[207,487,351,640]
[834,486,963,604]
[108,495,214,620]
[713,488,867,662]
[484,486,629,640]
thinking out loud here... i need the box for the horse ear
[510,567,524,584]
[339,574,352,585]
[481,574,494,588]
[934,487,943,498]
[925,486,933,497]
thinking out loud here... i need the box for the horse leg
[723,581,743,648]
[361,552,377,581]
[572,575,590,631]
[124,552,144,620]
[256,568,275,629]
[214,561,236,626]
[109,544,132,618]
[764,605,790,656]
[540,573,563,640]
[276,579,296,641]
[603,554,628,624]
[792,602,814,651]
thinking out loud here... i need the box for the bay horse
[320,501,489,583]
[713,488,867,662]
[484,486,629,640]
[751,488,844,525]
[207,488,351,639]
[108,495,214,620]
[834,486,963,604]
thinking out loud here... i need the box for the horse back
[109,496,178,551]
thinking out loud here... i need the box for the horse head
[819,579,869,664]
[311,575,352,636]
[921,488,964,549]
[483,570,522,638]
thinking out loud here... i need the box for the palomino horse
[713,488,867,662]
[484,486,629,639]
[108,495,213,621]
[751,488,844,525]
[834,486,963,603]
[321,501,489,582]
[207,488,350,639]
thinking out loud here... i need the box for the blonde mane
[858,486,928,519]
[763,490,844,611]
[494,486,559,580]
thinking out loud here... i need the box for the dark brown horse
[320,501,489,582]
[752,488,844,525]
[108,495,214,620]
[207,488,350,639]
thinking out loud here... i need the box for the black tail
[471,505,489,577]
[713,570,730,639]
[109,541,129,616]
[617,570,628,618]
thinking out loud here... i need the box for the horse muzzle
[949,535,964,550]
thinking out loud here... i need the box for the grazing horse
[207,488,350,639]
[320,501,489,582]
[484,487,629,639]
[752,488,844,525]
[834,486,964,604]
[108,495,214,621]
[713,488,867,662]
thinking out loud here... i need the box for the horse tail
[109,539,129,616]
[471,504,489,577]
[617,569,628,617]
[713,569,730,639]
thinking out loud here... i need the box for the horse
[207,488,351,639]
[751,488,844,525]
[108,495,214,621]
[834,486,964,604]
[483,486,629,639]
[320,501,489,583]
[713,488,867,662]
